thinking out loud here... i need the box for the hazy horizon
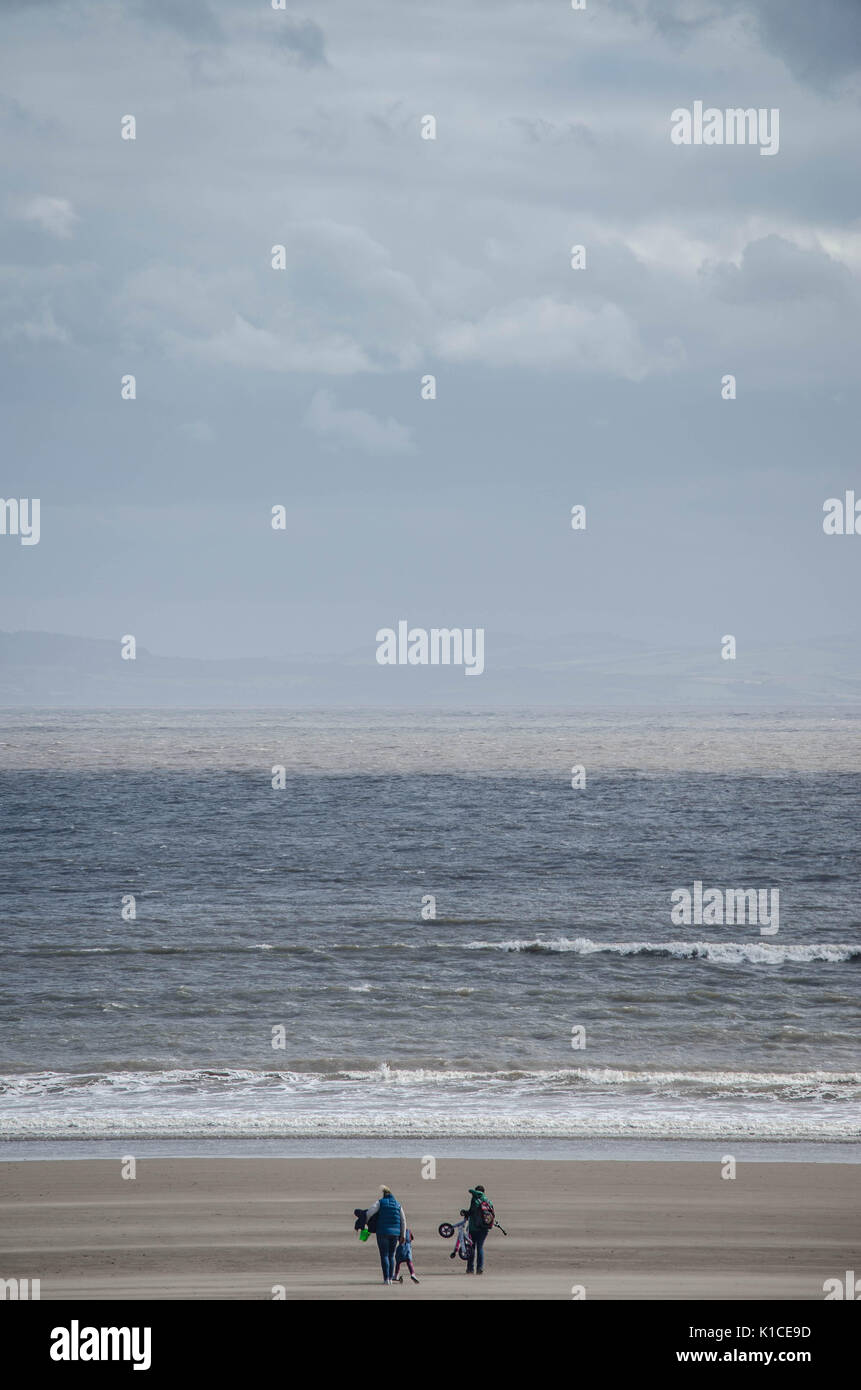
[2,625,859,707]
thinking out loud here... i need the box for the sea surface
[1,709,859,1152]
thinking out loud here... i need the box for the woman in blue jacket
[364,1185,407,1285]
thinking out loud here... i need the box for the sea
[1,709,859,1160]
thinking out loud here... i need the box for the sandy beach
[0,1157,856,1301]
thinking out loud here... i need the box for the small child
[394,1228,419,1284]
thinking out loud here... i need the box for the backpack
[477,1199,494,1228]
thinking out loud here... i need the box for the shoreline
[1,1135,860,1163]
[0,1156,856,1300]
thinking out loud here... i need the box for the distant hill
[0,629,859,707]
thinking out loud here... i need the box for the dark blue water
[0,713,859,1143]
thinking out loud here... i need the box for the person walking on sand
[393,1227,419,1284]
[364,1185,407,1285]
[465,1184,495,1275]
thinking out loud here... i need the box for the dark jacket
[376,1194,403,1237]
[467,1190,493,1235]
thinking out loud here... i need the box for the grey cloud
[1,0,860,664]
[0,94,57,133]
[705,235,855,305]
[14,195,78,238]
[132,0,224,43]
[2,300,69,343]
[113,222,429,376]
[747,0,861,86]
[436,295,685,380]
[304,388,415,455]
[507,116,599,149]
[615,0,724,47]
[619,0,861,85]
[0,262,97,349]
[276,16,327,68]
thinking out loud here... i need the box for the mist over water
[1,710,859,1146]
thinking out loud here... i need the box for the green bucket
[359,1228,370,1242]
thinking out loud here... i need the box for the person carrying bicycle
[465,1184,495,1275]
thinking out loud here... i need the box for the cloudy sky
[1,0,860,662]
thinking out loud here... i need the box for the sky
[1,0,860,663]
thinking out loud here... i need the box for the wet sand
[0,1157,856,1300]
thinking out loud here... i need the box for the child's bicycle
[438,1211,473,1261]
[438,1208,508,1261]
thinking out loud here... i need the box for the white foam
[463,938,860,964]
[1,1107,857,1143]
[2,1064,859,1101]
